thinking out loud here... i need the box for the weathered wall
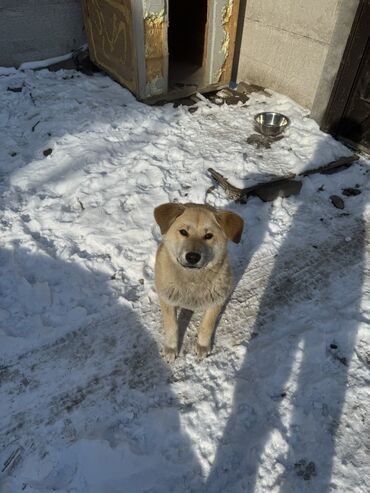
[236,0,360,121]
[0,0,86,67]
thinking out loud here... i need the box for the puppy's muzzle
[185,251,201,267]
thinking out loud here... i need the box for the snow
[0,67,369,492]
[18,52,75,71]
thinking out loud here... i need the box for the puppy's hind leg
[196,303,223,359]
[159,297,178,363]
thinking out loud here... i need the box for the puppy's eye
[179,229,189,237]
[204,233,213,240]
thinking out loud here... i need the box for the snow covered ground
[0,68,369,492]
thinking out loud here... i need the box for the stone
[342,187,361,197]
[330,195,345,209]
[43,148,53,157]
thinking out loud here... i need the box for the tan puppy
[154,203,244,362]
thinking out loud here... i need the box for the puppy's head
[154,203,244,270]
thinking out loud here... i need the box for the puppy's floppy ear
[154,203,186,234]
[215,211,244,244]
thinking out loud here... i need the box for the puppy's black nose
[185,252,201,265]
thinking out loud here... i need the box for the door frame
[321,0,370,143]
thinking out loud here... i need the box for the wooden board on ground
[208,155,359,202]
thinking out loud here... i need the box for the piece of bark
[207,168,246,200]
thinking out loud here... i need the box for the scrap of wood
[250,179,302,202]
[302,154,359,175]
[207,168,246,200]
[208,168,298,202]
[208,154,359,202]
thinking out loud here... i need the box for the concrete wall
[0,0,86,67]
[236,0,360,122]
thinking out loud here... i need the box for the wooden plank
[302,154,359,175]
[208,154,359,202]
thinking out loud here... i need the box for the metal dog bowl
[254,112,290,137]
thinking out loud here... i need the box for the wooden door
[81,0,138,95]
[322,0,370,153]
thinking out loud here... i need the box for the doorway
[167,0,209,90]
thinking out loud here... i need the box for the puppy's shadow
[178,308,194,352]
[178,307,221,356]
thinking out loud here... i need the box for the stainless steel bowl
[254,112,290,137]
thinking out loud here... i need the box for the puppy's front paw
[196,343,211,360]
[163,346,178,363]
